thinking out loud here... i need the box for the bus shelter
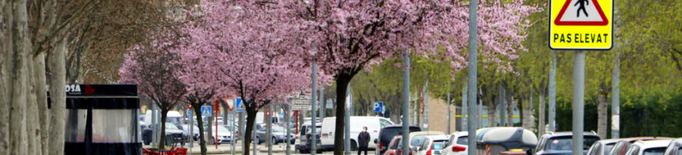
[49,84,141,155]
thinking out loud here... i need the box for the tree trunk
[27,53,41,155]
[243,108,258,155]
[334,76,351,155]
[192,105,207,155]
[158,109,168,149]
[34,53,49,155]
[506,90,514,127]
[10,0,30,153]
[0,1,12,153]
[490,95,499,127]
[522,93,535,131]
[48,38,67,155]
[597,84,608,139]
[538,92,546,136]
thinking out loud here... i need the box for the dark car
[534,132,601,155]
[376,125,422,155]
[296,131,322,153]
[142,123,189,146]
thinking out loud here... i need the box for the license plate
[434,151,441,154]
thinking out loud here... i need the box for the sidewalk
[145,141,296,154]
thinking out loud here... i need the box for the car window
[644,148,666,155]
[381,127,421,147]
[626,146,640,155]
[389,138,401,149]
[412,135,428,146]
[537,136,547,152]
[545,136,600,151]
[589,143,602,155]
[677,148,682,155]
[432,140,448,150]
[456,136,468,145]
[605,143,616,155]
[611,142,625,155]
[380,119,393,128]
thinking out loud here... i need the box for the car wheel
[256,136,261,144]
[272,137,278,145]
[144,140,150,145]
[351,140,358,151]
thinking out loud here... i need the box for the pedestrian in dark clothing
[358,126,371,155]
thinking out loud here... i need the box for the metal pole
[611,1,621,138]
[268,104,273,155]
[345,83,351,155]
[447,89,451,134]
[549,51,557,133]
[286,103,291,155]
[467,0,479,153]
[239,112,245,152]
[424,81,429,131]
[611,53,620,138]
[189,109,193,155]
[572,51,586,155]
[462,84,467,130]
[401,49,411,155]
[231,110,235,155]
[311,62,318,155]
[500,86,506,126]
[152,104,157,146]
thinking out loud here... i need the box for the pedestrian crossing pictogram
[554,0,608,25]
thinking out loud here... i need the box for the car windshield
[272,126,285,132]
[165,123,180,130]
[643,147,666,155]
[545,136,600,150]
[432,140,448,150]
[411,135,428,146]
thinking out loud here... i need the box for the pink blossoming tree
[176,1,318,154]
[119,29,188,150]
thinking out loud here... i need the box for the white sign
[66,84,81,94]
[291,104,311,111]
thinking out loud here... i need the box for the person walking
[575,0,589,17]
[358,126,371,155]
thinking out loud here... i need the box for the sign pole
[549,51,557,132]
[311,62,318,155]
[286,103,291,155]
[466,0,479,153]
[401,49,410,155]
[572,51,586,155]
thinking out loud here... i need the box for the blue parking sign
[373,102,383,112]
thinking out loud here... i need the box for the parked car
[181,124,200,141]
[297,123,322,145]
[376,125,422,155]
[416,135,450,155]
[623,140,672,155]
[441,132,468,155]
[142,123,188,145]
[663,138,682,155]
[608,137,673,155]
[212,125,235,144]
[295,131,322,153]
[586,139,621,155]
[320,116,394,151]
[384,136,403,155]
[534,131,600,155]
[408,131,445,155]
[476,127,538,155]
[256,125,295,144]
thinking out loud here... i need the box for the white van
[319,116,394,151]
[145,110,184,127]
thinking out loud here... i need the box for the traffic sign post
[373,102,383,113]
[202,106,212,117]
[549,0,613,50]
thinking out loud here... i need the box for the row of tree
[0,0,187,155]
[118,0,539,155]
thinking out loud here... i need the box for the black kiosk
[49,84,142,155]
